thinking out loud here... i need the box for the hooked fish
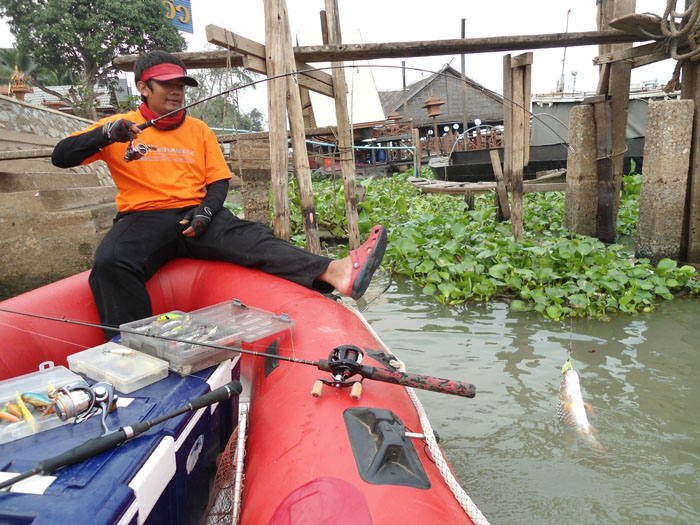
[557,358,603,450]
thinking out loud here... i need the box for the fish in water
[557,358,603,451]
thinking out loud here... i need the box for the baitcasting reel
[50,381,118,436]
[311,345,365,400]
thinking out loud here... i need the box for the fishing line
[139,62,574,151]
[0,306,477,398]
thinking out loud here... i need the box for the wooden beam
[115,30,650,72]
[293,30,648,62]
[264,0,290,240]
[217,126,338,143]
[114,50,243,71]
[206,24,334,98]
[323,0,361,250]
[280,0,321,254]
[407,177,566,195]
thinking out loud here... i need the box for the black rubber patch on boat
[343,407,430,489]
[265,339,279,377]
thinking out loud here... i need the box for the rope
[596,145,628,161]
[344,303,491,525]
[655,0,700,90]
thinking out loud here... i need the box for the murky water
[358,274,700,524]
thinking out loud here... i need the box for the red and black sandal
[344,225,387,300]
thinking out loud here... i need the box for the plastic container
[0,366,87,445]
[120,300,294,376]
[67,342,168,394]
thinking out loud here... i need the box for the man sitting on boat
[51,50,387,338]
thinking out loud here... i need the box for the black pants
[89,207,332,336]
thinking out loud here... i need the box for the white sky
[1,0,676,121]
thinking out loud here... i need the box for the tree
[0,0,186,119]
[0,46,73,94]
[187,67,266,131]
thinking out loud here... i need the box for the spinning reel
[50,382,118,436]
[124,140,151,162]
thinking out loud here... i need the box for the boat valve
[51,381,118,436]
[312,345,365,400]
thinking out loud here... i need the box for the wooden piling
[280,0,321,254]
[323,0,361,249]
[681,59,700,262]
[263,0,290,240]
[503,52,532,241]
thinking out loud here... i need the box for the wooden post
[412,127,421,176]
[681,59,700,262]
[323,0,361,249]
[280,0,321,254]
[502,54,513,189]
[589,95,616,243]
[263,0,290,240]
[490,149,511,221]
[460,18,469,134]
[505,52,532,241]
[511,59,525,241]
[596,0,634,230]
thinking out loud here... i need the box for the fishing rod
[0,307,475,399]
[133,62,572,149]
[0,380,241,491]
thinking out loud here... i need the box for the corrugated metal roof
[23,78,131,110]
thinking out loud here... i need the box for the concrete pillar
[635,100,694,265]
[565,105,598,236]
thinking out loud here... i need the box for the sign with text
[163,0,193,34]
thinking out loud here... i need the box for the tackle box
[67,343,169,394]
[0,366,87,445]
[119,299,295,375]
[0,357,240,525]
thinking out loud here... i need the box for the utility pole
[557,9,571,92]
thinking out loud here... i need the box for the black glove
[183,205,213,237]
[102,119,136,143]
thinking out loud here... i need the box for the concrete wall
[0,95,116,299]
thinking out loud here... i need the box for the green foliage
[286,173,699,319]
[187,65,265,131]
[1,0,185,118]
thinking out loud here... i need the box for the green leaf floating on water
[279,171,700,319]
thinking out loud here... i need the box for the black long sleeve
[198,179,229,215]
[52,127,109,168]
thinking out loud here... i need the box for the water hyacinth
[277,170,698,320]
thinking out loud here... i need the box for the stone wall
[0,93,93,138]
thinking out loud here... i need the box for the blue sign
[163,0,193,34]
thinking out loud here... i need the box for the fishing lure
[0,406,21,423]
[21,392,52,409]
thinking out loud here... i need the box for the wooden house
[378,64,504,135]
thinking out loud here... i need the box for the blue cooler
[0,356,240,525]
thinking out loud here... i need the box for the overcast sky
[1,1,676,119]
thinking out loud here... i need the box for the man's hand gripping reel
[124,121,155,162]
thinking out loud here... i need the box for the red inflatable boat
[0,259,486,524]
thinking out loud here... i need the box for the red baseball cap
[138,63,198,87]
